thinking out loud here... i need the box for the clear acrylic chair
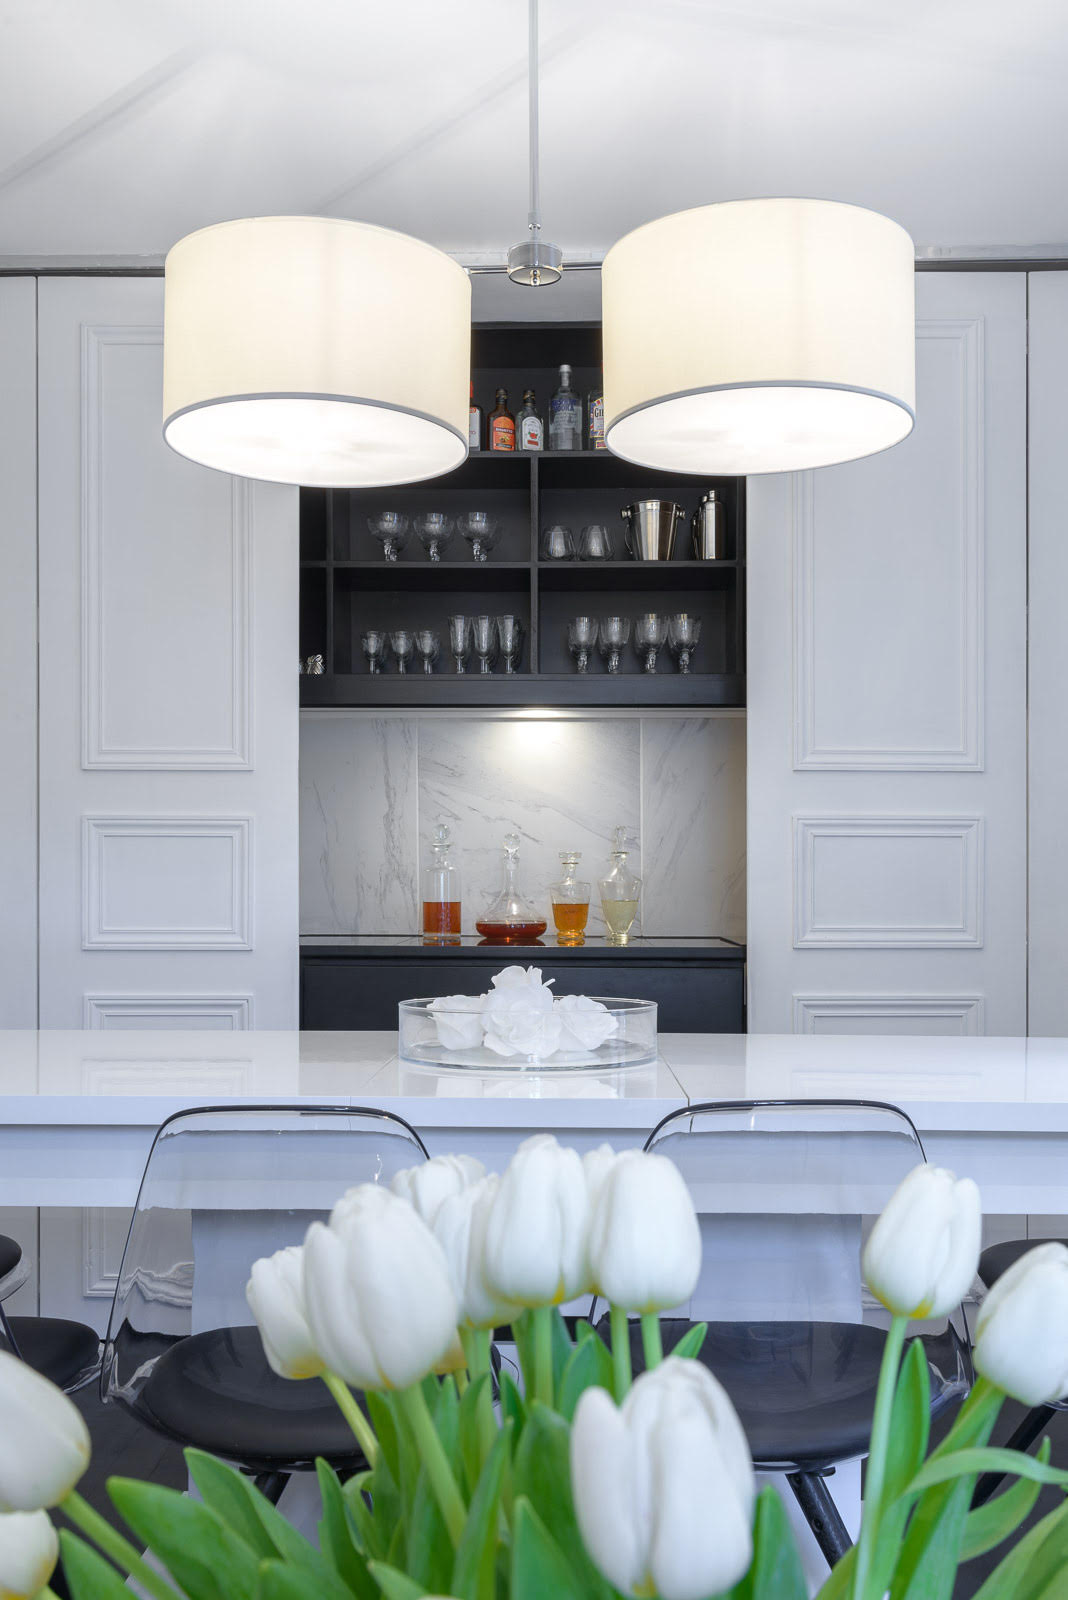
[101,1104,429,1499]
[599,1099,972,1568]
[0,1233,99,1391]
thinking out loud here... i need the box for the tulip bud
[302,1185,459,1390]
[973,1241,1068,1406]
[483,1134,589,1306]
[571,1357,755,1600]
[245,1245,324,1380]
[0,1510,58,1599]
[862,1164,981,1318]
[0,1351,91,1511]
[587,1150,701,1311]
[390,1154,485,1229]
[433,1175,524,1331]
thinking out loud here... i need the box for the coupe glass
[598,616,631,675]
[414,512,453,562]
[541,524,575,561]
[361,629,388,675]
[389,628,415,674]
[635,612,668,674]
[668,613,702,673]
[457,512,501,562]
[367,512,409,562]
[497,615,523,674]
[472,615,497,675]
[578,523,612,560]
[568,617,598,673]
[448,614,472,674]
[414,628,440,675]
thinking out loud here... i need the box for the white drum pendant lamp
[163,216,471,487]
[602,198,916,476]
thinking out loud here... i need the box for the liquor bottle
[599,826,641,946]
[468,382,482,452]
[422,820,461,939]
[475,833,547,942]
[488,388,516,452]
[551,851,591,945]
[549,364,582,451]
[516,389,544,452]
[587,383,606,450]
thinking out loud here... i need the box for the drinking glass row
[368,512,499,563]
[568,614,702,674]
[361,615,524,675]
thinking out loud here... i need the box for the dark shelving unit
[299,322,746,709]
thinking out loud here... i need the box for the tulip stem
[851,1314,908,1600]
[398,1382,467,1548]
[610,1303,632,1400]
[323,1372,379,1468]
[531,1304,553,1409]
[61,1489,184,1600]
[640,1312,663,1371]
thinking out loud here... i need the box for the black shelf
[299,321,746,710]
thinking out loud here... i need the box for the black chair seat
[600,1318,965,1471]
[8,1316,99,1389]
[978,1239,1068,1290]
[137,1325,367,1475]
[0,1235,21,1281]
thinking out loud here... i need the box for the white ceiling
[1,0,1066,273]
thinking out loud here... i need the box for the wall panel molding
[83,994,253,1029]
[82,815,252,950]
[83,1207,191,1304]
[793,814,984,948]
[793,993,985,1035]
[793,317,984,771]
[80,323,252,771]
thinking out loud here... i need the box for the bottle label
[468,409,481,449]
[588,396,605,447]
[490,417,515,451]
[520,415,543,450]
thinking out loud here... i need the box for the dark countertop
[300,935,745,960]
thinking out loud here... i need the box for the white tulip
[245,1245,324,1380]
[483,1134,589,1306]
[862,1164,981,1318]
[0,1350,91,1511]
[973,1242,1068,1406]
[587,1150,702,1311]
[302,1185,459,1390]
[0,1510,58,1599]
[389,1154,485,1228]
[571,1357,755,1600]
[433,1175,524,1331]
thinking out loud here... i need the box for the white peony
[555,994,618,1053]
[428,993,486,1051]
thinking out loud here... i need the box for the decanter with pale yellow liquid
[599,827,641,946]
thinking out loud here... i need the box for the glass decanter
[475,832,547,943]
[422,820,461,939]
[599,826,641,946]
[551,851,591,945]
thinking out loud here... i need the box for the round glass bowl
[398,996,657,1071]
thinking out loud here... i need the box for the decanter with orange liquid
[422,820,461,939]
[551,851,591,945]
[476,832,547,943]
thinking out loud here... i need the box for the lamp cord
[527,0,540,235]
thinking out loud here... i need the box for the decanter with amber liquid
[476,833,547,943]
[599,826,641,946]
[422,820,461,940]
[551,851,591,945]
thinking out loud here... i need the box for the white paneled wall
[747,272,1027,1033]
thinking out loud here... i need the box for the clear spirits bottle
[468,381,482,452]
[476,832,547,942]
[422,820,461,938]
[517,389,544,451]
[586,384,606,450]
[599,826,641,946]
[549,364,582,451]
[551,851,591,944]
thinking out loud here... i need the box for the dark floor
[65,1383,1068,1597]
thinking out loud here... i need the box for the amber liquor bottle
[488,388,516,452]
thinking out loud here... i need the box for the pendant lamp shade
[602,198,915,476]
[163,216,471,487]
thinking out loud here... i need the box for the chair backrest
[645,1099,936,1325]
[101,1104,428,1411]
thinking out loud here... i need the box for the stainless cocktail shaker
[691,490,727,560]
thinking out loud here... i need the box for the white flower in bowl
[555,994,618,1053]
[483,968,560,1057]
[428,993,486,1051]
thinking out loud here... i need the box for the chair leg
[252,1470,289,1505]
[786,1471,852,1568]
[971,1405,1059,1508]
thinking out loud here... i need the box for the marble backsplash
[299,712,746,940]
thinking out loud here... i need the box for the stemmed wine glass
[361,629,388,675]
[472,615,497,675]
[668,614,702,674]
[568,617,598,673]
[389,629,414,675]
[414,628,440,675]
[414,513,453,562]
[448,615,472,674]
[497,615,523,674]
[635,613,668,674]
[457,512,501,563]
[367,512,409,562]
[598,616,631,675]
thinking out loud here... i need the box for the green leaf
[452,1423,511,1600]
[107,1477,262,1600]
[734,1486,808,1600]
[557,1332,615,1423]
[365,1392,402,1489]
[185,1450,279,1561]
[366,1562,427,1600]
[551,1307,576,1393]
[812,1542,855,1600]
[457,1371,493,1499]
[970,1501,1068,1600]
[405,1467,452,1594]
[883,1339,931,1504]
[431,1373,461,1478]
[959,1438,1052,1561]
[511,1496,587,1600]
[256,1560,322,1600]
[512,1400,616,1600]
[499,1367,527,1434]
[907,1447,1068,1496]
[894,1476,973,1600]
[343,1471,390,1563]
[59,1530,133,1600]
[317,1459,378,1600]
[667,1320,709,1362]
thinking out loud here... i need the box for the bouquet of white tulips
[4,1138,1068,1600]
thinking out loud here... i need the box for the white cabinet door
[37,278,299,1028]
[747,273,1026,1034]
